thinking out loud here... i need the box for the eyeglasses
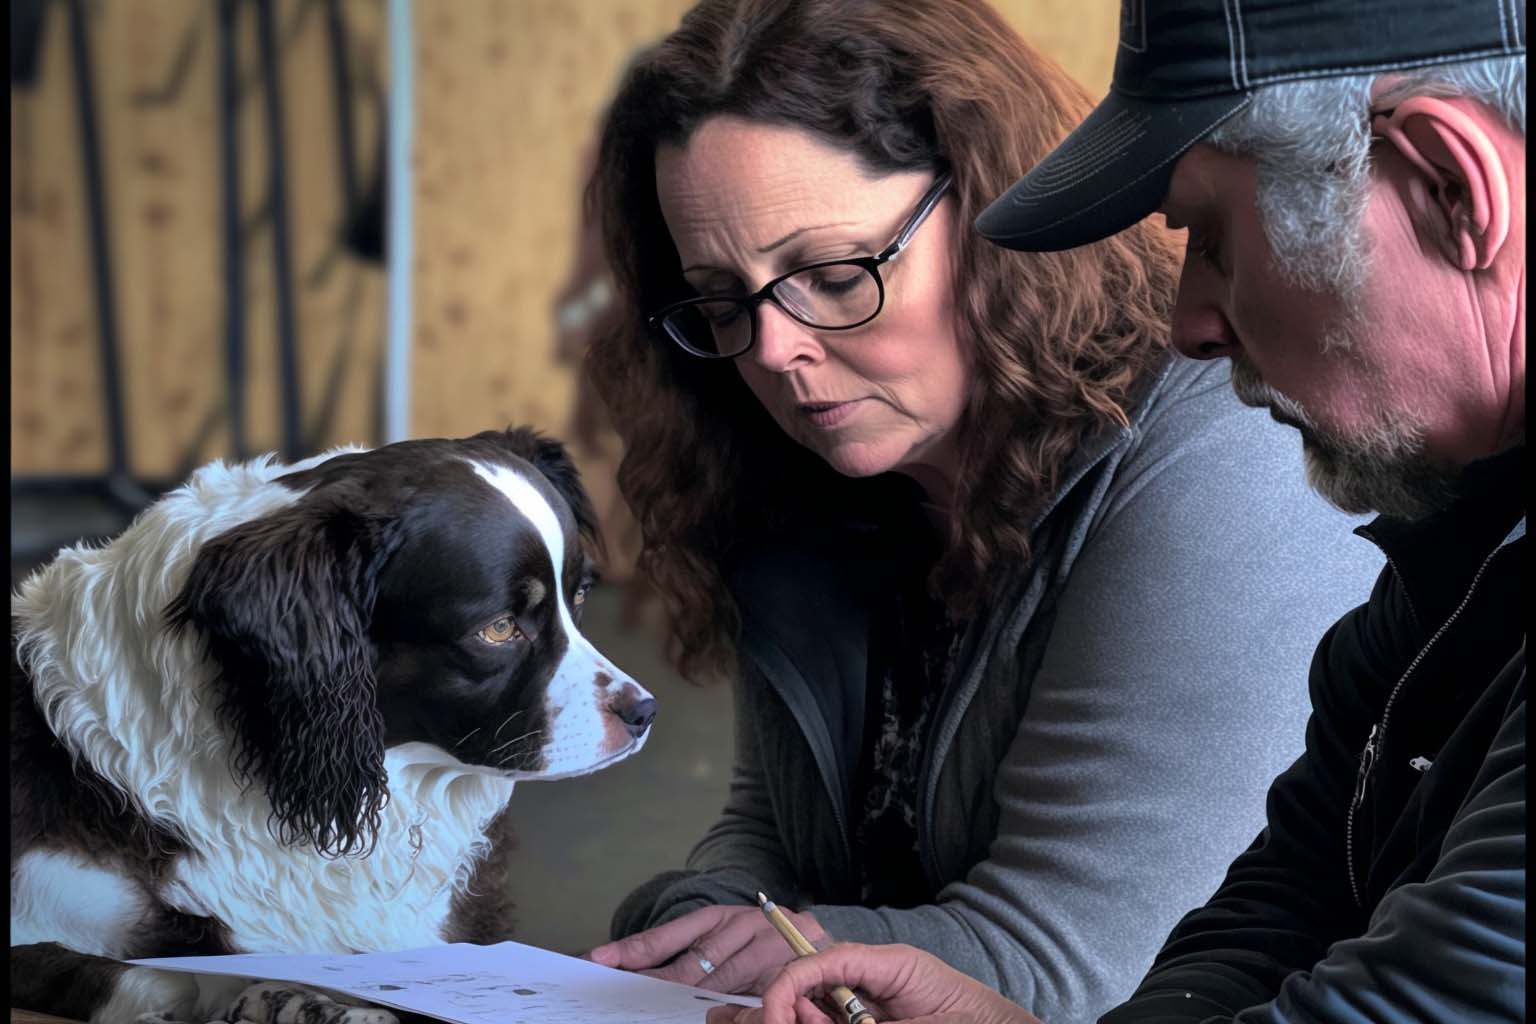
[649,172,954,360]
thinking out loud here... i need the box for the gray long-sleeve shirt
[612,356,1386,1023]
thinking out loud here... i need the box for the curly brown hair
[587,0,1181,680]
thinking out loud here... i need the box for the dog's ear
[167,486,402,858]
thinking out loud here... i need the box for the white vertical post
[383,0,414,443]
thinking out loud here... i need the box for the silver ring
[697,956,716,975]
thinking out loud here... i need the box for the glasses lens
[662,299,752,357]
[774,263,881,328]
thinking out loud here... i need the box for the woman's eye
[806,267,864,295]
[478,616,523,644]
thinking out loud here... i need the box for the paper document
[131,941,760,1024]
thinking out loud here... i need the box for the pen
[756,891,875,1024]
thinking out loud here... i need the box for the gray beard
[1229,357,1457,520]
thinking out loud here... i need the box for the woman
[581,0,1381,1019]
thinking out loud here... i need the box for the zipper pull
[1351,723,1380,812]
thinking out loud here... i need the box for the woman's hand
[587,903,829,994]
[702,942,1042,1024]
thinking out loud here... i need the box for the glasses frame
[648,171,955,359]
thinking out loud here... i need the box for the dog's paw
[221,981,399,1024]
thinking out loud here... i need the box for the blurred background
[9,0,1118,955]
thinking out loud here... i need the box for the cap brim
[976,89,1250,252]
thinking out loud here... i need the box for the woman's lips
[797,399,863,428]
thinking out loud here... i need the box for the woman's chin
[816,440,900,479]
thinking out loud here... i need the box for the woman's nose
[749,302,824,373]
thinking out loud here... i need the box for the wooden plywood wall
[407,0,694,441]
[994,0,1119,95]
[11,0,387,478]
[10,0,1116,480]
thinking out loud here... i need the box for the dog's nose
[615,696,657,739]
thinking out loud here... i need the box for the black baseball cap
[976,0,1526,252]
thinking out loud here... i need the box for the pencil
[757,891,875,1024]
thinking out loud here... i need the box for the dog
[10,429,657,1023]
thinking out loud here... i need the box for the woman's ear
[1371,96,1512,272]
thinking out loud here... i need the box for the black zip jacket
[1101,444,1526,1024]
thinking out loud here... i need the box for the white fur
[8,445,607,956]
[158,742,516,951]
[11,850,148,956]
[466,460,653,778]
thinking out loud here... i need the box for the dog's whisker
[453,727,482,749]
[496,731,550,769]
[489,728,543,756]
[489,728,544,757]
[498,750,538,770]
[491,710,525,742]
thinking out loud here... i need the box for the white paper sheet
[130,941,760,1024]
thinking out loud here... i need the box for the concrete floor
[10,491,736,957]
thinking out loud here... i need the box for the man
[710,1,1525,1022]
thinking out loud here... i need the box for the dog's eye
[573,584,590,608]
[478,616,523,644]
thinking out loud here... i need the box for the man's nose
[1170,259,1240,361]
[748,302,824,373]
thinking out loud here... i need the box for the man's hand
[701,942,1042,1024]
[587,904,829,994]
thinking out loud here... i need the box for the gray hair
[1206,55,1526,297]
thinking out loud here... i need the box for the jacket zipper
[751,654,855,872]
[915,617,983,886]
[819,709,854,871]
[1344,543,1503,907]
[829,783,853,870]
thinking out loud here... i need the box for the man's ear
[1372,96,1512,272]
